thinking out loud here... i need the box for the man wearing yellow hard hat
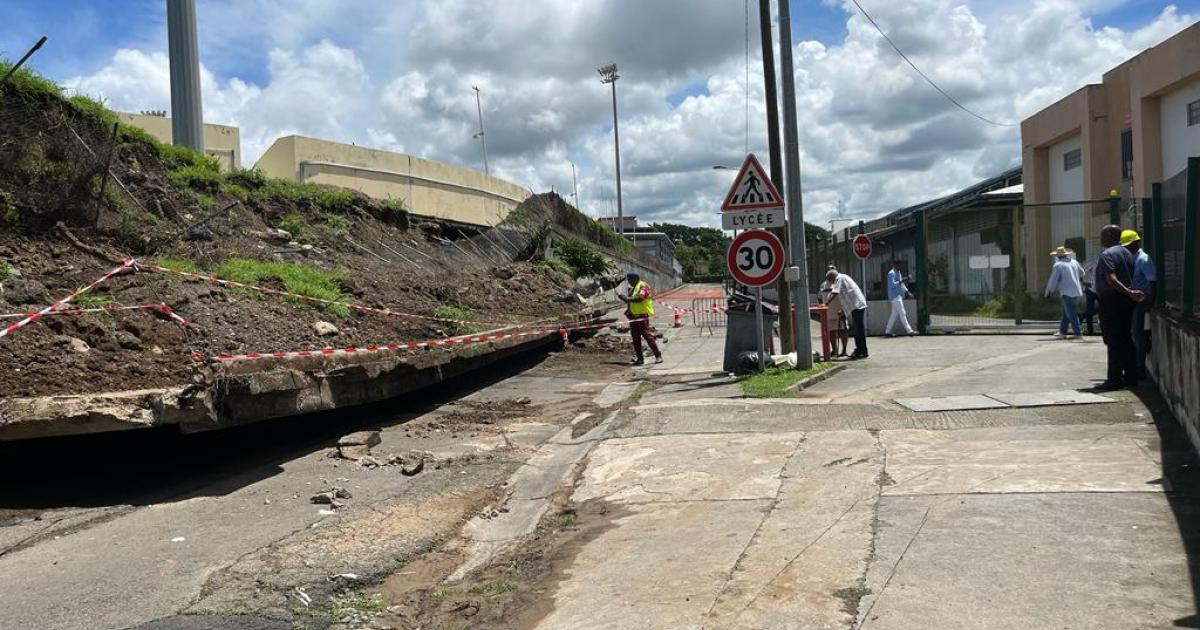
[1092,225,1145,391]
[1122,229,1156,378]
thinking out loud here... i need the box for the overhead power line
[849,0,1017,127]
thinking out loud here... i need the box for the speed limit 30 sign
[727,229,785,287]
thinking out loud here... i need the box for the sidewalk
[534,300,1200,629]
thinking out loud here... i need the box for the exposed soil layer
[0,81,581,397]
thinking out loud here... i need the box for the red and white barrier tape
[138,262,568,330]
[0,302,190,327]
[199,320,614,364]
[0,259,136,341]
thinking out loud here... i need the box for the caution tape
[198,320,614,364]
[0,259,136,341]
[0,302,190,327]
[137,262,568,330]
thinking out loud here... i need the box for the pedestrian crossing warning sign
[720,153,784,211]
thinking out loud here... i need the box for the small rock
[115,331,143,351]
[333,486,352,499]
[337,430,381,460]
[357,455,382,468]
[401,459,425,477]
[310,491,336,505]
[265,228,292,241]
[385,454,406,466]
[313,321,339,336]
[514,396,532,405]
[184,225,214,241]
[65,337,90,354]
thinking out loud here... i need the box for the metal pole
[472,86,489,175]
[571,162,579,207]
[611,80,624,238]
[755,287,766,371]
[166,0,205,153]
[759,0,792,354]
[0,36,47,86]
[778,0,813,370]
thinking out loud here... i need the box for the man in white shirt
[884,260,915,337]
[1044,246,1084,339]
[826,268,869,359]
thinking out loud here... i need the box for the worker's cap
[625,271,640,280]
[1119,229,1141,246]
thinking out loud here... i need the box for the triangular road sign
[720,154,784,211]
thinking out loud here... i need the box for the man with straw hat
[1044,246,1085,339]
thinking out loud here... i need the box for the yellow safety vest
[628,280,654,317]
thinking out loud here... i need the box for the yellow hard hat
[1119,229,1141,246]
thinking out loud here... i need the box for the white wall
[1048,134,1084,253]
[1160,79,1200,181]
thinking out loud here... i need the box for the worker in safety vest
[618,271,662,365]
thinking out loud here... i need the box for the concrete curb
[785,363,846,393]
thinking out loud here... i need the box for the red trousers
[630,317,660,360]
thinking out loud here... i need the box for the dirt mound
[0,69,582,397]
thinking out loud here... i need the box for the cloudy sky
[3,1,1196,229]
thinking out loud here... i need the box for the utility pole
[778,0,813,369]
[758,0,792,354]
[166,0,204,153]
[598,63,624,239]
[471,86,489,175]
[570,161,579,208]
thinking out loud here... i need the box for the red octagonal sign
[853,233,872,260]
[727,230,785,287]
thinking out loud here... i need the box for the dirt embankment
[0,70,582,398]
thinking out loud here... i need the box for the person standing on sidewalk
[1124,230,1156,378]
[1094,225,1144,391]
[618,271,662,366]
[1081,257,1100,335]
[1044,246,1084,339]
[884,260,915,337]
[826,268,869,359]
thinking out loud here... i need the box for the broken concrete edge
[0,314,606,441]
[785,363,846,393]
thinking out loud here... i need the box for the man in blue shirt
[1094,225,1145,391]
[1044,246,1084,339]
[884,260,915,337]
[1125,230,1156,378]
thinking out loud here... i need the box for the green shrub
[0,62,63,102]
[554,238,614,279]
[541,258,573,277]
[434,303,478,336]
[168,163,223,192]
[277,213,312,243]
[215,258,351,317]
[0,261,10,282]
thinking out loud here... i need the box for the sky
[2,0,1197,230]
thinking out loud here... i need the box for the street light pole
[778,0,813,369]
[570,161,579,208]
[471,86,489,175]
[598,63,624,239]
[759,0,792,355]
[166,0,204,153]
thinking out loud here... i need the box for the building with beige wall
[117,112,241,169]
[254,135,529,227]
[1021,21,1200,283]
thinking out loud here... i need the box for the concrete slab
[880,424,1165,496]
[593,381,641,408]
[856,493,1197,630]
[535,500,771,630]
[986,389,1114,408]
[703,431,881,630]
[894,395,1009,412]
[574,432,803,504]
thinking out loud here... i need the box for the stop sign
[852,233,872,260]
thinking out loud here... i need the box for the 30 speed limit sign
[727,229,785,287]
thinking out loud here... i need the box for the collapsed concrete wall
[1149,313,1200,453]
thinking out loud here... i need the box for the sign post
[852,233,872,295]
[727,229,786,371]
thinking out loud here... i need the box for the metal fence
[1146,157,1199,318]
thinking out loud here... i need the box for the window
[1063,148,1082,171]
[1189,99,1200,127]
[1120,128,1133,181]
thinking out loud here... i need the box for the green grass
[740,362,837,398]
[541,258,573,277]
[432,586,458,599]
[73,291,114,309]
[215,258,351,316]
[277,212,311,243]
[467,579,516,597]
[434,303,478,336]
[152,258,200,274]
[0,261,10,282]
[330,593,382,619]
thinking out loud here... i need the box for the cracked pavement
[527,321,1200,629]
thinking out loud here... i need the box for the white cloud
[61,1,1196,230]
